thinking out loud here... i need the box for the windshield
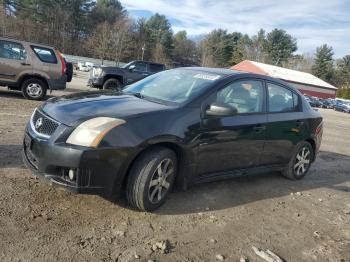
[121,61,134,69]
[124,69,223,105]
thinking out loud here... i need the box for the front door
[196,79,267,177]
[0,40,30,84]
[260,82,306,165]
[125,61,150,84]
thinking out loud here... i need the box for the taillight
[316,122,323,135]
[56,49,66,76]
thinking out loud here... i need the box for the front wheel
[126,147,177,211]
[283,141,314,180]
[102,78,122,91]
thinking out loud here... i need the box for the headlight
[66,117,125,148]
[93,67,102,77]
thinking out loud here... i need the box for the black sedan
[23,68,323,211]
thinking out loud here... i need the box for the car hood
[40,91,171,126]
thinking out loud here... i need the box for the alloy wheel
[27,83,43,98]
[294,147,311,176]
[148,158,174,204]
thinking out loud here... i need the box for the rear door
[0,39,32,85]
[149,63,165,74]
[30,45,59,80]
[196,79,267,177]
[260,82,306,165]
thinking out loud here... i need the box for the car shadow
[0,88,81,100]
[0,89,58,100]
[0,89,25,99]
[1,145,349,214]
[154,150,350,215]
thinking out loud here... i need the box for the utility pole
[141,43,145,61]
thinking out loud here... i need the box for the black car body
[88,60,166,90]
[23,68,323,211]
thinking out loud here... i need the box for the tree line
[0,0,349,96]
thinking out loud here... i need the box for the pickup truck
[88,60,166,90]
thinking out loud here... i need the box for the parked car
[312,97,322,108]
[77,62,90,72]
[334,101,350,113]
[88,60,166,90]
[304,96,316,107]
[319,99,333,109]
[0,37,72,100]
[23,68,323,211]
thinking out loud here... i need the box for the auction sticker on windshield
[193,74,221,81]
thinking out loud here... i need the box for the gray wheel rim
[148,158,174,204]
[27,83,43,98]
[294,147,311,176]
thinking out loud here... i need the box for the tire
[21,78,47,100]
[126,147,177,211]
[283,141,314,180]
[103,78,122,91]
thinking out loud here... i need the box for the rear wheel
[283,141,314,180]
[103,78,122,91]
[126,147,177,211]
[21,78,47,100]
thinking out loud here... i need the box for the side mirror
[128,64,136,71]
[206,102,238,117]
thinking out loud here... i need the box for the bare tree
[152,42,169,64]
[110,18,132,65]
[87,22,113,64]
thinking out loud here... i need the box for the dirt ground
[0,73,349,262]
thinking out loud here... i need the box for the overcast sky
[119,0,350,58]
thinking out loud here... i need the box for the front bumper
[87,77,103,88]
[22,125,135,196]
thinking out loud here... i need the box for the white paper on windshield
[194,74,221,81]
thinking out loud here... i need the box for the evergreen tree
[144,13,173,62]
[312,44,334,83]
[263,29,297,65]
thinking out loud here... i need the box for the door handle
[21,62,31,66]
[253,124,266,132]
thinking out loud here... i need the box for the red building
[231,60,337,99]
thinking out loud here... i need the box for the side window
[133,62,147,72]
[268,83,299,113]
[0,40,27,60]
[149,63,164,73]
[31,46,57,64]
[216,80,264,114]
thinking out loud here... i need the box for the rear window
[149,63,164,73]
[268,83,299,113]
[31,46,57,64]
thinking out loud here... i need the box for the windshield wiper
[126,91,144,99]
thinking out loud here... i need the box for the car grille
[31,110,60,137]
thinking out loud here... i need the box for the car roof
[180,67,240,76]
[133,60,165,65]
[0,36,56,49]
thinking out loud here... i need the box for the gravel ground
[0,73,349,262]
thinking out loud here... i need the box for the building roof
[231,60,337,90]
